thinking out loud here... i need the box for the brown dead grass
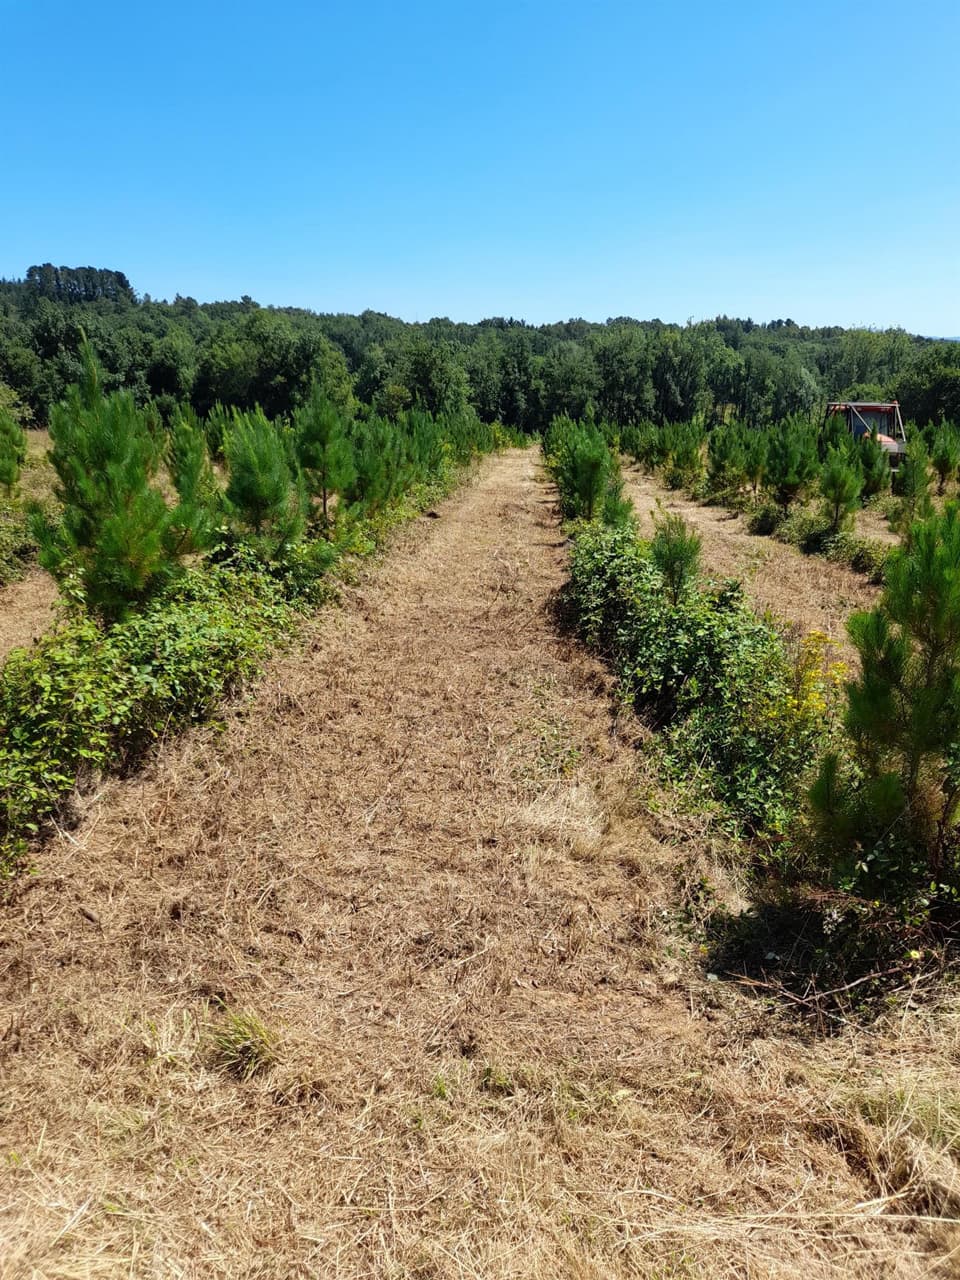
[624,467,879,666]
[1,450,958,1277]
[0,568,58,663]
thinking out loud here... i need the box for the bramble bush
[568,523,835,835]
[0,562,290,866]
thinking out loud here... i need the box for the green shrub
[0,563,289,867]
[568,524,830,834]
[823,530,889,583]
[0,507,37,587]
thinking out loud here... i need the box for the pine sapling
[650,509,702,605]
[224,407,307,559]
[931,425,960,495]
[31,340,211,622]
[820,446,863,532]
[294,385,355,538]
[0,408,27,497]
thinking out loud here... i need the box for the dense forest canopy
[1,264,958,430]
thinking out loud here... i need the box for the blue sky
[1,0,958,332]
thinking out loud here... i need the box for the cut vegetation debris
[2,450,960,1278]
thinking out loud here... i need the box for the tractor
[824,400,908,468]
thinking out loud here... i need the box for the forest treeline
[2,264,959,429]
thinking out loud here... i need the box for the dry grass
[0,568,58,662]
[1,450,958,1277]
[624,467,880,666]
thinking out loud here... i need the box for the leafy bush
[823,530,889,583]
[0,507,37,587]
[0,563,290,866]
[568,524,832,834]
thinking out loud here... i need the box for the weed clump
[210,1010,278,1080]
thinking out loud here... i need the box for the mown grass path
[0,450,949,1278]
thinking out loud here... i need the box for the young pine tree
[0,408,27,496]
[892,438,934,543]
[810,503,960,898]
[31,341,212,623]
[294,385,355,538]
[706,424,747,497]
[820,446,863,532]
[224,408,307,559]
[650,510,702,606]
[859,434,892,499]
[167,409,221,553]
[743,428,768,499]
[555,425,611,520]
[931,425,960,495]
[344,415,403,514]
[765,419,819,511]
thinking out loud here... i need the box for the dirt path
[0,568,58,662]
[0,452,948,1278]
[625,466,880,663]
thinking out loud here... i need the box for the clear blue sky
[2,0,958,332]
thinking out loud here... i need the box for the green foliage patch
[567,523,829,835]
[0,563,289,866]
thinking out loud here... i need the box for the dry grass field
[2,450,959,1277]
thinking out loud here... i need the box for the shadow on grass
[706,884,949,1032]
